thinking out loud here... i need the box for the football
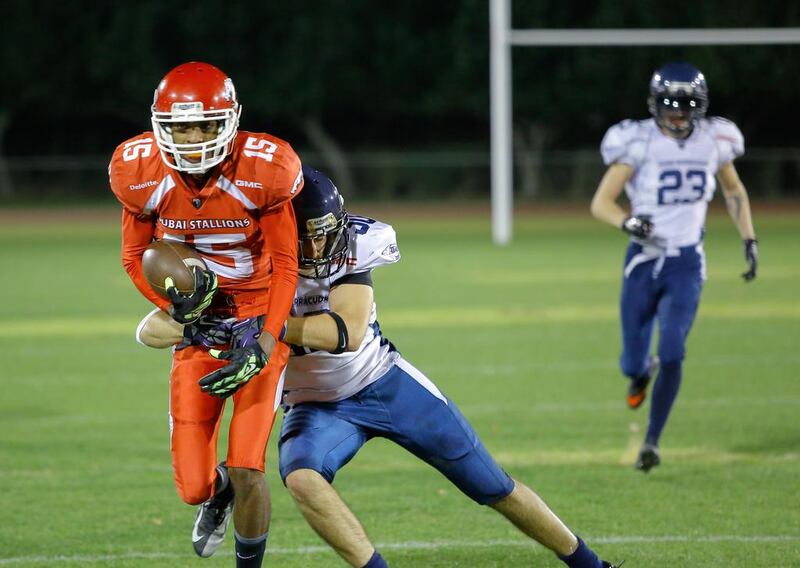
[142,240,207,299]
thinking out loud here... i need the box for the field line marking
[1,535,798,564]
[3,300,800,338]
[620,420,644,464]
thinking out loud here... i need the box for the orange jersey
[109,130,303,340]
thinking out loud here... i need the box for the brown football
[142,240,207,299]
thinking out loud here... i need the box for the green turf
[0,207,798,567]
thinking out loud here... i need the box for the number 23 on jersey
[657,169,708,205]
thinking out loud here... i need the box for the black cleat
[627,356,659,409]
[192,462,235,557]
[602,561,625,568]
[635,442,661,473]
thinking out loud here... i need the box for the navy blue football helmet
[648,62,709,136]
[293,166,349,279]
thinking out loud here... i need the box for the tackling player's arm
[137,310,183,348]
[284,282,373,353]
[590,163,635,228]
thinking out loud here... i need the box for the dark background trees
[2,0,799,200]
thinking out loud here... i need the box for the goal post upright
[489,0,513,245]
[487,0,800,245]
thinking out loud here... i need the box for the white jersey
[283,216,402,405]
[601,117,744,249]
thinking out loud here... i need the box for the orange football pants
[168,342,289,505]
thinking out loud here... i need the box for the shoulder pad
[108,133,168,215]
[706,117,745,163]
[229,131,303,212]
[600,119,651,167]
[345,217,400,273]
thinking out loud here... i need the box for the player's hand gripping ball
[141,240,218,324]
[142,240,207,297]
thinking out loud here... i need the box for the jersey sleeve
[110,135,169,311]
[351,221,401,272]
[120,208,170,311]
[332,271,373,287]
[108,134,162,215]
[234,134,304,213]
[710,117,745,164]
[600,120,646,167]
[264,141,303,212]
[258,201,299,341]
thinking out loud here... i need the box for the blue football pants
[278,357,515,505]
[619,243,704,377]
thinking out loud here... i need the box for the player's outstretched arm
[717,162,758,281]
[590,163,635,228]
[284,283,373,353]
[136,310,239,350]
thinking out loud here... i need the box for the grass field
[0,206,798,567]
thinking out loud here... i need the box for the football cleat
[635,442,661,473]
[627,356,659,409]
[626,376,650,409]
[192,462,235,557]
[602,561,625,567]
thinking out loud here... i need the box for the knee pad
[620,354,649,378]
[433,444,515,505]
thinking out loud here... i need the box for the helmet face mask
[151,63,241,174]
[293,166,350,279]
[648,62,708,137]
[298,212,349,279]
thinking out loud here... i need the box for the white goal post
[489,0,800,245]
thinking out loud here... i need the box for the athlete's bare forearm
[718,163,756,240]
[137,309,183,348]
[590,163,634,228]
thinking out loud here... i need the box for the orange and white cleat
[626,356,659,409]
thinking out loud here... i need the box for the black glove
[166,267,218,324]
[621,215,654,239]
[176,316,264,351]
[230,316,264,349]
[176,316,235,351]
[198,343,269,398]
[742,238,758,282]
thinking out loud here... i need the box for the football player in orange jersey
[108,61,303,567]
[137,168,622,568]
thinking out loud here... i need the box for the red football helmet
[151,62,241,174]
